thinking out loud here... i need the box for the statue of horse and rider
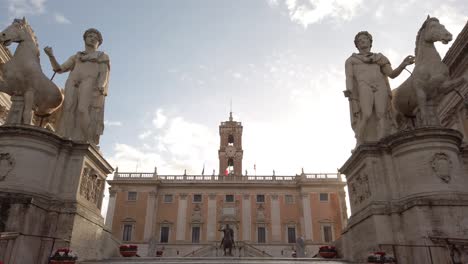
[0,17,62,125]
[345,15,467,145]
[219,224,235,256]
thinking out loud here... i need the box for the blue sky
[1,0,467,177]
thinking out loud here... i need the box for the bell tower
[218,112,243,176]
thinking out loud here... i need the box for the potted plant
[49,248,78,264]
[367,251,396,263]
[119,244,138,257]
[318,245,337,258]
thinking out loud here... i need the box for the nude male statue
[44,28,110,145]
[344,31,414,144]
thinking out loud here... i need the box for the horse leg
[23,90,34,125]
[414,80,428,126]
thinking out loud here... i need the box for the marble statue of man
[344,31,414,145]
[44,28,110,145]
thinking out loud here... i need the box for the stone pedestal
[340,128,468,263]
[0,125,119,263]
[5,96,26,124]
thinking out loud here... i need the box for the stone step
[80,257,352,264]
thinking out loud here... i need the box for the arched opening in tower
[227,158,234,175]
[228,134,234,146]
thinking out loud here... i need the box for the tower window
[228,134,234,145]
[227,158,234,175]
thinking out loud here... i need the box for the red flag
[224,168,229,176]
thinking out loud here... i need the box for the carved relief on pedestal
[431,152,452,183]
[79,166,105,209]
[0,153,14,181]
[349,170,371,207]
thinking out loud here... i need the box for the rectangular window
[192,226,200,243]
[193,194,202,203]
[288,227,296,243]
[164,194,173,203]
[122,224,132,241]
[256,194,265,203]
[225,194,234,202]
[258,227,266,243]
[319,193,329,202]
[127,191,137,201]
[160,226,169,243]
[285,195,294,204]
[323,225,333,242]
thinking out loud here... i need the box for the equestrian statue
[219,224,235,256]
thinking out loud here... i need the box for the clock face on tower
[225,145,236,157]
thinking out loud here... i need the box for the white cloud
[233,72,242,79]
[284,0,363,27]
[267,0,280,7]
[108,109,218,175]
[104,120,122,126]
[138,130,153,139]
[152,108,167,129]
[54,12,70,24]
[8,0,46,17]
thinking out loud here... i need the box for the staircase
[80,257,351,264]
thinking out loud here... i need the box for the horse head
[422,16,452,45]
[0,17,31,47]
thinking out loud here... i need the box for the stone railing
[113,172,342,183]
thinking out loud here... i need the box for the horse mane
[13,18,39,57]
[415,17,439,57]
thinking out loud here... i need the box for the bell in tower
[218,112,243,176]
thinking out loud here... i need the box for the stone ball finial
[83,28,103,46]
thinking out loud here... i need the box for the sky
[1,0,467,216]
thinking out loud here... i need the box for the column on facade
[176,193,188,241]
[242,194,251,241]
[207,193,217,241]
[105,189,117,229]
[143,191,157,241]
[270,194,281,241]
[301,193,313,241]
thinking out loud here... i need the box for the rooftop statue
[344,31,414,145]
[44,28,110,145]
[392,16,468,127]
[0,18,63,125]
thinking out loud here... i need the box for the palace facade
[105,113,348,257]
